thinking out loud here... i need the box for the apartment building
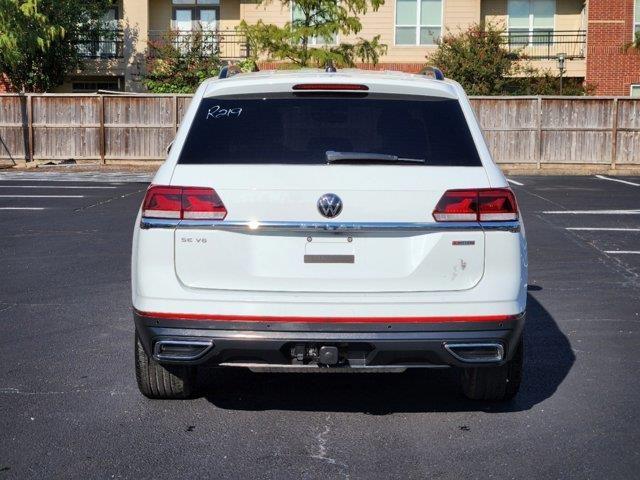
[586,0,640,95]
[55,0,637,95]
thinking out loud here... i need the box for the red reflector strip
[292,83,369,91]
[135,310,519,324]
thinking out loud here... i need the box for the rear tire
[460,339,523,401]
[135,332,197,399]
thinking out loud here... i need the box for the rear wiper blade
[326,151,425,164]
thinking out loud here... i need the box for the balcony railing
[148,30,249,60]
[502,30,586,60]
[75,29,124,59]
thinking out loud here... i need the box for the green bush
[429,24,594,96]
[144,31,222,94]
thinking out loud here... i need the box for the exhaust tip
[444,342,504,363]
[153,339,213,361]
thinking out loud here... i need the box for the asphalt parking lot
[0,172,639,479]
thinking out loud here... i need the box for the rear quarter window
[177,94,482,166]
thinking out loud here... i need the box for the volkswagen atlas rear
[132,69,527,401]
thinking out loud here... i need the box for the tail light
[142,185,227,220]
[431,190,478,222]
[478,189,519,221]
[181,188,227,219]
[433,188,518,222]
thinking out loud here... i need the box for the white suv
[132,68,527,401]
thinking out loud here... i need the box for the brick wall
[586,0,640,95]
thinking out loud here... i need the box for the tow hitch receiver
[290,344,341,365]
[319,346,339,365]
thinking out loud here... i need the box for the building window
[72,79,122,93]
[291,4,337,45]
[170,1,220,56]
[395,0,443,45]
[635,0,640,37]
[172,0,219,32]
[631,85,640,98]
[172,0,218,5]
[76,7,123,59]
[507,0,555,45]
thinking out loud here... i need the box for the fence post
[173,95,179,133]
[610,98,619,170]
[99,95,106,164]
[536,96,542,169]
[27,94,34,163]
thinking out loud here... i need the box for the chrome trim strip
[141,218,520,233]
[443,342,504,363]
[162,330,509,341]
[141,218,180,229]
[479,222,520,232]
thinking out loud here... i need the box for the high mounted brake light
[292,83,369,91]
[433,188,518,222]
[142,185,227,220]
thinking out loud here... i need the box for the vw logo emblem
[317,193,343,219]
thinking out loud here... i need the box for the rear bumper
[134,310,524,369]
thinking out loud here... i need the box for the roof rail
[418,66,444,80]
[219,64,242,79]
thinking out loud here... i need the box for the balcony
[75,29,124,59]
[502,30,586,60]
[148,30,249,60]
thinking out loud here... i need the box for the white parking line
[0,195,84,198]
[0,185,116,189]
[566,227,640,232]
[604,251,640,255]
[543,209,640,215]
[595,175,640,187]
[507,179,524,186]
[0,172,153,183]
[0,207,46,211]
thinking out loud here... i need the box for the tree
[0,0,111,92]
[429,23,527,96]
[238,0,387,68]
[429,23,593,96]
[144,31,222,94]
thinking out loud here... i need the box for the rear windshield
[178,94,482,166]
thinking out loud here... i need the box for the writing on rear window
[207,105,242,119]
[181,95,482,166]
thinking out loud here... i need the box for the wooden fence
[0,94,639,168]
[469,97,640,168]
[0,94,191,164]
